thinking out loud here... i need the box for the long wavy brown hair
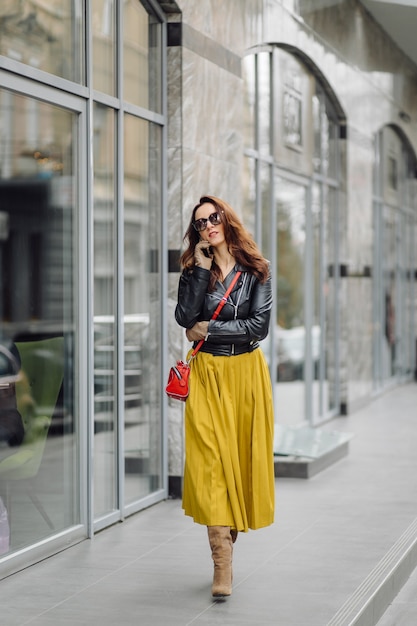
[179,195,269,291]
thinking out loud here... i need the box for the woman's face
[194,203,226,248]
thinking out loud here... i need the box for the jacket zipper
[230,273,246,356]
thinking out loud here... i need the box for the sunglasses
[192,211,222,232]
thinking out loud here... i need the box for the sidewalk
[0,384,416,626]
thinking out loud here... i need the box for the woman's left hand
[186,321,209,342]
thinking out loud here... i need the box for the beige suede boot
[207,526,233,598]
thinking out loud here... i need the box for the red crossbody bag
[165,271,242,401]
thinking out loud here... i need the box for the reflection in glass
[242,55,256,150]
[123,115,162,506]
[312,183,338,421]
[0,1,83,83]
[374,128,417,389]
[325,187,338,414]
[328,118,338,180]
[92,0,116,95]
[382,208,397,382]
[404,215,416,376]
[275,176,306,425]
[312,182,322,420]
[123,0,162,112]
[260,161,272,260]
[242,157,256,235]
[313,92,332,177]
[258,52,271,154]
[0,91,77,554]
[283,90,302,148]
[313,95,321,172]
[93,104,116,519]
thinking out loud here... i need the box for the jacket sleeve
[207,273,272,345]
[175,267,211,329]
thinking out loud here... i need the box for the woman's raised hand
[194,241,214,270]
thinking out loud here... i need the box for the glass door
[274,173,339,427]
[275,175,308,426]
[373,127,417,390]
[311,183,339,423]
[93,104,117,522]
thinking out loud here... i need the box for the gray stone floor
[0,383,417,626]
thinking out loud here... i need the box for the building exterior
[0,0,416,577]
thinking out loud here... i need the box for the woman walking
[175,195,275,598]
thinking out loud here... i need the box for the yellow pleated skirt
[182,347,275,533]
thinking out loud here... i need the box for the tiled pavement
[0,383,417,626]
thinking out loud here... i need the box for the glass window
[244,48,342,429]
[382,207,397,381]
[0,1,83,83]
[258,52,271,154]
[401,213,415,377]
[93,103,116,519]
[313,92,334,178]
[123,1,162,112]
[92,0,116,95]
[123,114,162,506]
[374,127,417,389]
[312,182,322,417]
[242,157,256,238]
[242,55,256,151]
[0,91,78,554]
[311,183,338,421]
[327,118,338,180]
[283,88,302,149]
[312,94,321,173]
[260,161,272,259]
[388,156,398,190]
[325,186,338,413]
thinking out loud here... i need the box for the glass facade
[373,127,417,389]
[0,92,78,552]
[243,46,341,426]
[0,0,165,568]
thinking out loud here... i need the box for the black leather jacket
[175,264,272,356]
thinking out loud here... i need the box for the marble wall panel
[182,50,242,160]
[166,34,244,480]
[167,273,186,477]
[182,148,243,216]
[167,46,182,151]
[178,0,253,56]
[181,46,243,211]
[167,146,183,251]
[166,41,184,479]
